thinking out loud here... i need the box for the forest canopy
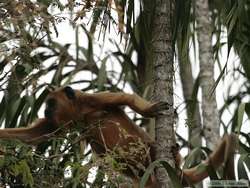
[0,0,250,187]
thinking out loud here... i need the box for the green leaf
[244,103,250,120]
[242,155,250,173]
[37,0,52,7]
[28,88,49,122]
[236,103,245,133]
[8,96,27,128]
[97,59,107,91]
[126,0,134,34]
[187,74,200,125]
[11,160,34,187]
[226,3,237,57]
[237,155,249,180]
[90,1,105,34]
[239,141,250,154]
[139,159,182,188]
[0,158,4,168]
[204,163,219,180]
[210,62,227,96]
[80,25,94,64]
[0,96,5,125]
[183,147,202,169]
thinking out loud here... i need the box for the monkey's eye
[64,86,76,100]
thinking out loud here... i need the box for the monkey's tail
[181,134,237,186]
[0,118,57,144]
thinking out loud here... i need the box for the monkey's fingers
[149,102,170,116]
[155,101,170,110]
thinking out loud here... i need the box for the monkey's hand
[143,102,169,117]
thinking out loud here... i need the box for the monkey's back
[85,107,154,177]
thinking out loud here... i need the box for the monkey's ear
[64,86,76,100]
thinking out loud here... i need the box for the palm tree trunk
[177,42,202,148]
[151,1,175,187]
[195,0,220,148]
[177,29,204,187]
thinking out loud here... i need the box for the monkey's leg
[85,92,169,117]
[0,119,57,144]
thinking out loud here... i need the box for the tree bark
[177,45,204,188]
[151,1,175,187]
[177,42,202,148]
[195,0,220,148]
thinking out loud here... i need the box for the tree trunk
[195,0,220,148]
[151,1,175,187]
[177,42,202,148]
[177,39,203,188]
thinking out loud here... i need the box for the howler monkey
[0,86,237,187]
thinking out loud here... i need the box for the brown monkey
[0,86,237,187]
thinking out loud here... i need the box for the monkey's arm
[181,134,237,185]
[84,92,169,117]
[0,119,57,144]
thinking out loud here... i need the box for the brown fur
[0,87,237,187]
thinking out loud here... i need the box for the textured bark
[195,0,220,148]
[178,43,203,188]
[151,1,175,187]
[177,45,202,147]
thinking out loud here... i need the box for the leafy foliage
[0,0,143,187]
[0,0,250,187]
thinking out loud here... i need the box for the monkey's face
[45,86,78,125]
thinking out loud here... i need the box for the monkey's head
[45,86,79,125]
